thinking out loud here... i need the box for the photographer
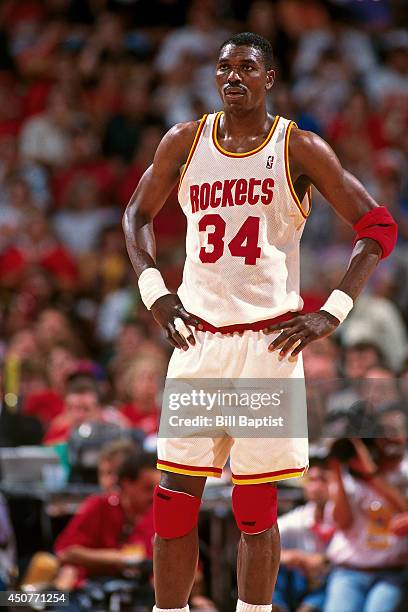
[325,432,408,612]
[54,448,215,611]
[55,451,158,585]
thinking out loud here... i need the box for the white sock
[236,599,272,612]
[153,606,189,612]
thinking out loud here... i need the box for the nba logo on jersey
[266,155,274,169]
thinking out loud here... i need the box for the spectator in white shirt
[365,31,408,115]
[53,176,119,255]
[19,87,74,167]
[325,433,408,612]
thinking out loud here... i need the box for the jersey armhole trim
[284,121,312,219]
[178,114,208,192]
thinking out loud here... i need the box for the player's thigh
[165,329,222,378]
[324,568,371,612]
[157,436,231,477]
[230,437,308,482]
[238,330,306,379]
[160,471,207,499]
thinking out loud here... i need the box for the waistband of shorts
[337,563,406,573]
[193,312,299,335]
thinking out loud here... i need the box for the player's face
[216,45,274,111]
[304,467,330,504]
[66,391,100,427]
[98,457,122,492]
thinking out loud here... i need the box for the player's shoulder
[158,118,205,161]
[289,125,324,152]
[164,118,204,147]
[288,125,334,166]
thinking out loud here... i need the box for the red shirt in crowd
[23,389,64,426]
[53,162,117,208]
[54,493,154,584]
[0,245,78,286]
[119,403,159,436]
[328,113,388,151]
[42,416,72,445]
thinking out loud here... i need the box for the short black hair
[219,32,274,70]
[309,456,328,470]
[118,451,157,483]
[65,375,100,402]
[346,341,386,366]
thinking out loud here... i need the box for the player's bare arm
[122,121,202,351]
[266,128,397,357]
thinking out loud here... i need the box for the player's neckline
[212,112,280,158]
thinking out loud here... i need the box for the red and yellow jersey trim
[157,459,222,479]
[178,114,208,192]
[232,466,308,485]
[212,112,280,158]
[284,121,312,219]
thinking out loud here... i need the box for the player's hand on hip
[264,311,339,358]
[150,294,202,351]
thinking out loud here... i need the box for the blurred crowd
[0,0,407,610]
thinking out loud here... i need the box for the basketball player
[123,33,397,612]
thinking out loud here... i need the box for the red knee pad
[232,483,277,534]
[153,485,201,539]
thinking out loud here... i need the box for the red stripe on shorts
[232,466,307,480]
[157,459,222,475]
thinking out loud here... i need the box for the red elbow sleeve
[353,206,398,259]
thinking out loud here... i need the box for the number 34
[198,214,261,265]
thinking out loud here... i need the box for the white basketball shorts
[157,325,309,485]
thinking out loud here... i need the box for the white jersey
[177,112,311,327]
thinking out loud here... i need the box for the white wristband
[138,268,171,310]
[320,289,354,324]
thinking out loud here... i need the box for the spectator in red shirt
[0,210,78,290]
[54,451,159,585]
[118,356,166,435]
[327,88,388,182]
[44,376,128,445]
[21,440,141,591]
[21,360,64,427]
[52,118,117,209]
